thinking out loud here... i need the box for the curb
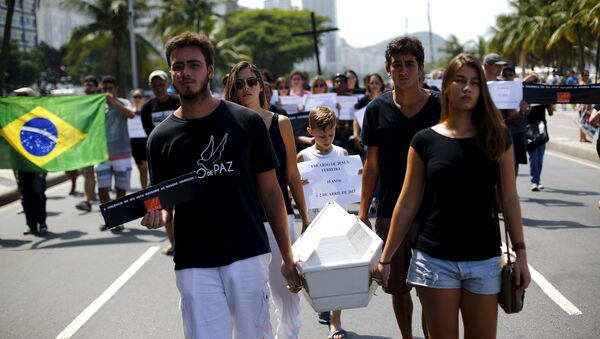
[0,173,69,207]
[546,138,599,164]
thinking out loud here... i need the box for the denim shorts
[407,249,501,295]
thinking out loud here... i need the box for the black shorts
[130,138,147,164]
[375,217,419,294]
[511,132,528,165]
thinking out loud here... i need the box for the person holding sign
[297,106,350,339]
[142,32,301,339]
[374,53,531,339]
[224,60,310,339]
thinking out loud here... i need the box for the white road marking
[528,264,583,316]
[546,150,600,169]
[55,246,160,338]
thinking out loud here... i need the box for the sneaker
[99,224,108,231]
[318,311,331,325]
[537,184,544,190]
[76,201,92,212]
[23,227,37,235]
[38,223,48,235]
[531,184,539,192]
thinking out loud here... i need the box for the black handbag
[525,120,549,150]
[493,189,525,314]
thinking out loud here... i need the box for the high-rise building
[1,0,37,50]
[36,0,92,50]
[264,0,293,10]
[300,0,339,74]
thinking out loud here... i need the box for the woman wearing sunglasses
[310,75,329,94]
[224,61,310,339]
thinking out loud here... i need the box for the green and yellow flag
[0,94,108,172]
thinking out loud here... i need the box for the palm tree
[437,35,464,68]
[149,0,250,79]
[61,0,161,94]
[547,0,594,72]
[490,0,555,74]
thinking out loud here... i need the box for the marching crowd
[8,30,600,339]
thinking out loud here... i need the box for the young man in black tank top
[359,36,441,339]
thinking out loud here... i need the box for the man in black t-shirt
[141,70,180,136]
[140,69,180,255]
[358,36,441,338]
[141,32,301,338]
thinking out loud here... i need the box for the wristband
[512,242,526,251]
[379,260,391,265]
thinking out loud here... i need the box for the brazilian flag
[0,94,108,172]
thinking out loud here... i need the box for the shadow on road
[522,217,600,229]
[8,228,166,250]
[345,332,398,339]
[520,197,585,207]
[0,238,32,248]
[542,188,599,196]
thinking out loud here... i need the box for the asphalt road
[1,150,599,339]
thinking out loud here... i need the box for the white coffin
[292,202,382,312]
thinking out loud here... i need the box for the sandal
[328,328,347,339]
[317,311,330,325]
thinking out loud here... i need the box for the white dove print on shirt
[195,133,234,179]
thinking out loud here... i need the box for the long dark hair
[441,53,508,160]
[224,61,269,109]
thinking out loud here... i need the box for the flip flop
[328,328,347,339]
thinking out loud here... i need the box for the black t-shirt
[268,113,294,216]
[147,100,279,270]
[361,91,441,217]
[355,95,372,110]
[527,105,551,125]
[411,128,510,261]
[141,94,180,136]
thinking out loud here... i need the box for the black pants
[17,171,47,229]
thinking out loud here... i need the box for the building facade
[1,0,37,50]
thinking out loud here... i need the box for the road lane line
[528,264,583,316]
[56,246,160,339]
[546,150,600,170]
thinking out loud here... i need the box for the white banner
[297,155,363,209]
[336,96,359,120]
[354,106,366,129]
[303,93,337,113]
[487,80,523,110]
[279,95,303,114]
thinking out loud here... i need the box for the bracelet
[379,260,391,265]
[512,242,526,251]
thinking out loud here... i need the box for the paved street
[1,107,599,338]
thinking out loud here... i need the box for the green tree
[436,35,464,68]
[0,39,42,91]
[61,0,161,94]
[218,9,333,78]
[546,0,594,72]
[150,0,221,42]
[148,0,249,81]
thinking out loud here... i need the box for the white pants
[175,254,273,339]
[265,215,302,339]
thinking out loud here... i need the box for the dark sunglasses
[133,95,144,99]
[234,77,259,90]
[313,83,325,88]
